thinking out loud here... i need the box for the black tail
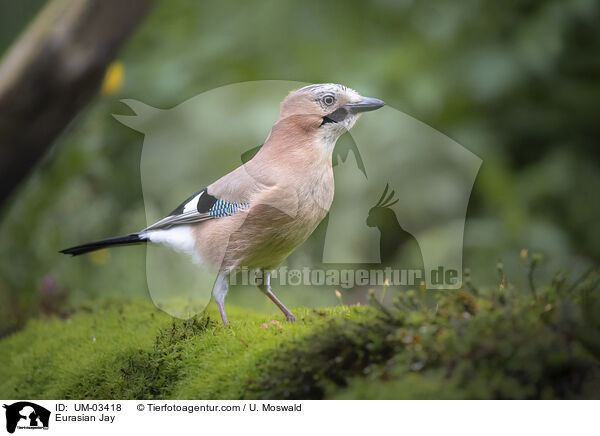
[60,233,147,256]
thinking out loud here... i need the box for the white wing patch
[183,192,203,213]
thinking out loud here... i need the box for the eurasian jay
[61,83,385,325]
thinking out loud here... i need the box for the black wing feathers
[197,190,217,213]
[168,188,218,216]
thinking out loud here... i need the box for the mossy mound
[1,272,599,399]
[0,300,363,399]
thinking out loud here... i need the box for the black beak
[344,97,386,114]
[321,96,386,126]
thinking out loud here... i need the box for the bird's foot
[217,304,229,326]
[286,313,296,323]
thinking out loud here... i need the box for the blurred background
[0,0,598,336]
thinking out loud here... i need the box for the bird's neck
[262,115,337,168]
[251,117,335,211]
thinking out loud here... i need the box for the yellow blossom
[101,61,124,95]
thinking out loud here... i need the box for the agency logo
[3,402,50,434]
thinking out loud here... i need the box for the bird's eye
[322,95,335,106]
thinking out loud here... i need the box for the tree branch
[0,0,154,207]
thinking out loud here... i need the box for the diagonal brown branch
[0,0,154,208]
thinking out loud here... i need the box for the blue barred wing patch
[143,189,250,231]
[209,199,250,218]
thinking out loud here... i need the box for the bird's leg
[212,271,230,325]
[258,271,296,322]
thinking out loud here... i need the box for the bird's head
[366,184,399,228]
[277,83,385,145]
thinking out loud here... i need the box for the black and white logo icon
[3,402,50,433]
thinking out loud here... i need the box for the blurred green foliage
[0,0,599,335]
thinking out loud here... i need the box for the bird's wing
[142,164,266,232]
[142,188,250,231]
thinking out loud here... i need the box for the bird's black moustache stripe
[321,107,348,126]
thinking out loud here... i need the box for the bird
[61,83,385,325]
[366,184,423,269]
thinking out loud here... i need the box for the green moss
[169,305,358,399]
[0,299,358,399]
[247,275,600,399]
[0,299,172,398]
[1,272,599,399]
[72,314,215,399]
